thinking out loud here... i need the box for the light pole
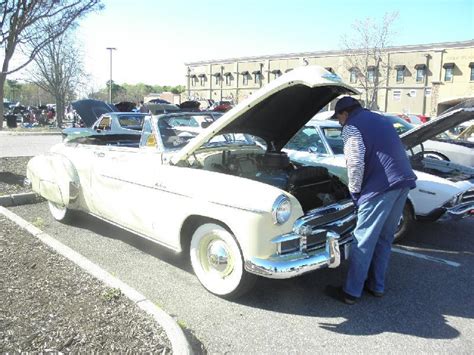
[106,47,117,103]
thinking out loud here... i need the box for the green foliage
[102,287,122,302]
[5,80,184,106]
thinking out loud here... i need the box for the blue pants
[344,187,410,298]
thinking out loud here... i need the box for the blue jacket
[342,107,417,205]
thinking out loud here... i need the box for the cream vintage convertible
[27,66,358,298]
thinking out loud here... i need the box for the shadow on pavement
[236,219,473,340]
[69,211,194,273]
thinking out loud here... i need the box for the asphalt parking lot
[9,202,474,353]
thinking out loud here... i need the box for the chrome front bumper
[244,200,356,279]
[244,232,352,279]
[446,201,474,219]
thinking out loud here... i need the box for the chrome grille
[460,188,474,203]
[275,200,356,255]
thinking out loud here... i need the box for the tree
[341,12,399,110]
[29,30,86,127]
[0,0,103,129]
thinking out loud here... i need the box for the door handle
[95,152,105,158]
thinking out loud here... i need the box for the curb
[0,131,62,136]
[0,206,192,354]
[0,192,43,207]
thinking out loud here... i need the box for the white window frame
[393,90,402,101]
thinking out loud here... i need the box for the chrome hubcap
[206,239,232,275]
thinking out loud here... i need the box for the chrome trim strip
[244,232,342,279]
[447,201,474,219]
[293,200,354,230]
[99,174,266,214]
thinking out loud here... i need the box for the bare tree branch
[0,0,103,129]
[341,12,399,109]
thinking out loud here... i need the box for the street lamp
[106,47,117,103]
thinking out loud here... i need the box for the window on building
[241,71,249,85]
[425,88,432,96]
[271,69,282,80]
[224,73,233,86]
[393,90,401,101]
[198,74,206,86]
[253,70,262,86]
[443,63,454,81]
[190,75,197,87]
[470,63,474,81]
[415,64,426,83]
[395,65,405,83]
[416,68,424,82]
[349,68,358,83]
[367,66,376,83]
[214,74,222,85]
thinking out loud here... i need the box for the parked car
[70,99,118,127]
[284,105,474,241]
[165,112,221,136]
[27,66,359,298]
[62,112,148,142]
[381,114,474,167]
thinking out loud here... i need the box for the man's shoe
[325,285,357,305]
[364,283,384,298]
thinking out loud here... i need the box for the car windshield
[168,116,199,127]
[320,127,344,154]
[205,133,262,148]
[383,115,415,135]
[118,115,144,128]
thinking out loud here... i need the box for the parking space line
[392,247,461,268]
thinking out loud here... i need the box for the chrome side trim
[99,174,266,214]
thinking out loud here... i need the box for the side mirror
[308,146,318,154]
[201,121,211,129]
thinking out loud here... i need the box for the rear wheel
[48,201,73,223]
[190,223,256,299]
[394,203,414,243]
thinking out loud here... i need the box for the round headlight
[272,195,292,225]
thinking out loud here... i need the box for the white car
[285,105,474,240]
[26,66,359,298]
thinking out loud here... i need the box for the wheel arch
[179,215,233,254]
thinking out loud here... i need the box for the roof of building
[185,39,474,66]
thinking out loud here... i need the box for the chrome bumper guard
[446,201,474,220]
[244,200,356,279]
[244,232,346,279]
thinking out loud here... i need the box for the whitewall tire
[190,223,256,298]
[48,201,72,222]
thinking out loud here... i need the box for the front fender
[27,154,80,207]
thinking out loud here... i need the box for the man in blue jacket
[326,96,417,305]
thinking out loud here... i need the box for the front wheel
[190,223,256,299]
[48,201,73,223]
[394,203,414,243]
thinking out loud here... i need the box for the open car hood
[71,99,118,127]
[401,99,474,150]
[171,66,358,165]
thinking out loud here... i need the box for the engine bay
[187,148,349,212]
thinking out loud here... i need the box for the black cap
[332,96,361,118]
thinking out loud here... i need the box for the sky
[75,0,473,90]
